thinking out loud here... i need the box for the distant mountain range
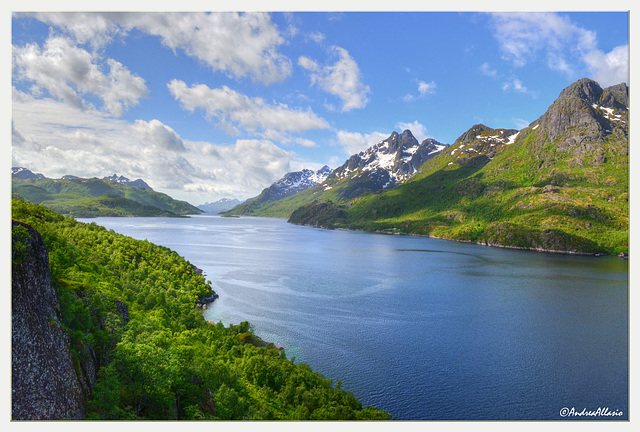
[12,169,201,218]
[233,78,628,255]
[198,198,242,213]
[12,168,154,190]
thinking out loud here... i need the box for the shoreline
[288,221,620,257]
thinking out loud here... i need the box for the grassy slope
[329,121,628,254]
[13,177,202,217]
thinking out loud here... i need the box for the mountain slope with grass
[12,173,202,217]
[229,130,448,217]
[289,79,629,255]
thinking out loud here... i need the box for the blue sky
[10,6,631,205]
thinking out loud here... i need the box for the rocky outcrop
[12,220,88,420]
[196,291,219,310]
[533,78,628,147]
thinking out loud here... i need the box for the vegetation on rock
[11,197,390,420]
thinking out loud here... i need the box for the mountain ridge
[229,129,449,216]
[12,170,202,218]
[288,78,629,255]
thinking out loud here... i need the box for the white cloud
[335,130,388,156]
[298,46,370,112]
[12,36,147,116]
[488,12,628,85]
[131,119,186,152]
[502,78,528,94]
[489,12,596,71]
[295,137,317,148]
[418,80,436,96]
[308,32,325,43]
[11,89,301,202]
[396,121,428,143]
[168,80,330,138]
[403,80,436,102]
[583,45,629,87]
[26,12,292,85]
[183,139,297,199]
[479,62,498,79]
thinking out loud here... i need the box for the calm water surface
[81,215,629,420]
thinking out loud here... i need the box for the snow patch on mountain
[333,130,448,189]
[260,165,332,201]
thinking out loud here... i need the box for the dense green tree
[11,196,391,420]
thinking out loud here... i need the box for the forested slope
[11,197,390,420]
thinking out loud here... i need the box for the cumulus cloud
[335,130,388,156]
[131,119,186,152]
[488,12,628,84]
[11,88,300,201]
[395,120,428,143]
[298,46,370,111]
[583,45,629,87]
[26,11,292,85]
[168,80,330,139]
[12,36,147,116]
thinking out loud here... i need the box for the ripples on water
[81,215,629,420]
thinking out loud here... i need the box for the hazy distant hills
[12,169,202,218]
[288,78,628,255]
[198,198,242,213]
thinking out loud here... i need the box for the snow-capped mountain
[260,165,332,202]
[198,198,242,213]
[330,129,448,189]
[102,174,152,190]
[12,167,48,179]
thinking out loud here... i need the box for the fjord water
[81,215,628,420]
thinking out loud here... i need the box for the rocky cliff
[12,220,93,420]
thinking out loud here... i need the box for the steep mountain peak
[255,165,333,202]
[530,78,628,146]
[332,129,448,188]
[558,77,603,104]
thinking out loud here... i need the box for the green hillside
[11,197,391,420]
[289,79,629,255]
[12,177,202,217]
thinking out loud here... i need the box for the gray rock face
[12,220,87,420]
[536,78,629,146]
